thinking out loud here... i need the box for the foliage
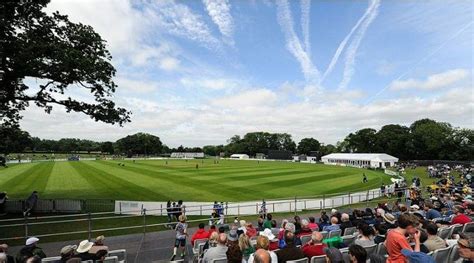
[115,133,163,156]
[0,0,130,126]
[297,137,321,155]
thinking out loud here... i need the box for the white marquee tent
[321,153,398,169]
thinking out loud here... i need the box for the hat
[25,237,39,246]
[410,205,420,210]
[430,196,438,201]
[95,235,105,243]
[324,247,343,262]
[228,230,238,241]
[331,209,337,214]
[76,240,94,253]
[382,213,396,224]
[259,228,276,241]
[401,249,435,263]
[60,245,77,255]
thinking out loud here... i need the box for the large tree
[410,119,452,159]
[0,124,32,155]
[115,133,163,156]
[375,124,413,160]
[297,137,321,155]
[1,0,130,126]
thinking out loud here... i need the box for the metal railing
[0,187,411,243]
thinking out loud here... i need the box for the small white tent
[230,154,250,159]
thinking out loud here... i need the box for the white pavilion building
[321,153,398,169]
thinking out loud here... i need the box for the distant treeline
[0,118,472,160]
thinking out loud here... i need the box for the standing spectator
[0,192,7,216]
[348,244,367,263]
[424,224,447,252]
[385,214,421,263]
[452,206,472,225]
[323,217,340,232]
[301,232,326,259]
[0,244,14,263]
[308,216,319,231]
[202,233,228,263]
[23,191,38,217]
[191,223,210,246]
[238,234,255,262]
[170,215,187,261]
[275,231,305,263]
[15,237,46,263]
[226,230,242,263]
[248,236,278,263]
[166,200,173,224]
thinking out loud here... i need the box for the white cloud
[300,0,311,55]
[179,78,242,91]
[159,57,180,71]
[389,69,469,91]
[276,0,320,83]
[202,0,234,44]
[211,89,278,108]
[339,0,380,89]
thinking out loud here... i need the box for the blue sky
[21,0,473,147]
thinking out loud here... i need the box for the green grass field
[0,159,392,201]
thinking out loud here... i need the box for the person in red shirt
[385,214,421,263]
[307,217,319,231]
[191,223,210,246]
[246,222,257,238]
[302,231,326,259]
[452,206,472,225]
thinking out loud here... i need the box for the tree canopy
[0,0,130,126]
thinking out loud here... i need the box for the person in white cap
[75,240,95,261]
[15,237,46,263]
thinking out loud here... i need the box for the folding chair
[431,246,451,262]
[193,239,209,255]
[449,224,463,238]
[462,222,474,233]
[41,257,62,263]
[363,244,377,255]
[108,249,127,263]
[300,234,312,245]
[341,235,356,247]
[437,226,451,239]
[310,255,326,263]
[329,229,342,238]
[343,227,357,236]
[103,256,118,263]
[340,249,350,263]
[320,231,329,239]
[210,257,227,263]
[287,258,308,263]
[448,244,460,263]
[376,242,387,258]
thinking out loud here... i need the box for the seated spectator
[363,208,376,225]
[348,244,367,263]
[237,220,247,236]
[257,217,265,231]
[424,203,442,220]
[324,247,344,263]
[94,250,108,262]
[351,210,364,228]
[278,219,289,240]
[374,224,387,244]
[385,214,421,263]
[275,231,305,263]
[319,212,330,231]
[247,236,278,263]
[16,237,46,263]
[340,213,353,235]
[59,245,80,263]
[25,256,41,263]
[75,240,95,261]
[263,214,273,229]
[294,215,302,234]
[458,232,474,262]
[452,206,472,225]
[226,230,242,263]
[0,244,14,263]
[297,219,313,237]
[238,234,255,261]
[270,220,280,236]
[191,223,210,246]
[246,222,257,238]
[382,213,397,229]
[203,232,219,251]
[355,224,375,247]
[323,216,340,232]
[208,225,217,236]
[89,235,108,254]
[302,231,327,259]
[202,233,228,263]
[253,249,271,263]
[259,229,279,251]
[308,216,319,231]
[424,223,447,252]
[415,230,430,253]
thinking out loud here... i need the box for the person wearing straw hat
[170,214,188,261]
[15,237,46,263]
[382,213,397,229]
[76,240,95,261]
[59,245,81,263]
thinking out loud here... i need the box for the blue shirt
[322,224,340,232]
[426,209,442,220]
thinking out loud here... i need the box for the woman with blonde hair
[238,234,255,262]
[170,215,187,261]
